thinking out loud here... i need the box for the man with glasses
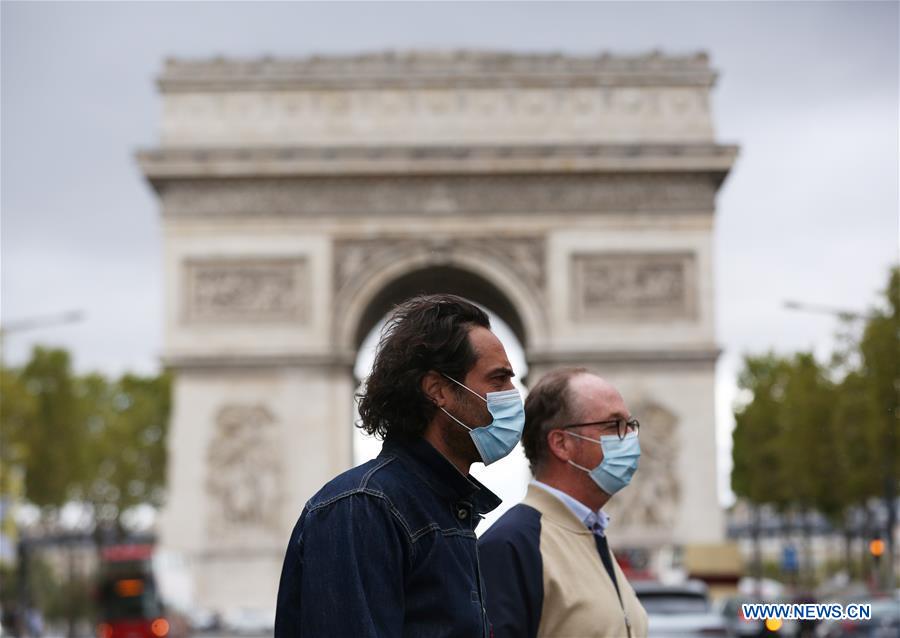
[479,368,648,638]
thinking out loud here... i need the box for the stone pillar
[159,362,354,612]
[528,221,724,548]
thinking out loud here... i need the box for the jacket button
[457,508,468,520]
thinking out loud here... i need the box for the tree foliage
[732,266,899,526]
[857,267,900,504]
[0,347,171,530]
[732,354,793,509]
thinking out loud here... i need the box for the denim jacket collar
[381,436,502,516]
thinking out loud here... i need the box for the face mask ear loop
[565,433,598,474]
[564,430,603,445]
[568,459,592,473]
[441,373,488,403]
[440,406,473,432]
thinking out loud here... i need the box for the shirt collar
[531,479,610,536]
[381,436,502,515]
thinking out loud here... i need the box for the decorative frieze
[205,404,283,543]
[571,251,697,322]
[156,53,720,146]
[183,258,309,323]
[158,88,715,146]
[333,236,545,300]
[162,173,717,218]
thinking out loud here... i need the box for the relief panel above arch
[332,236,546,344]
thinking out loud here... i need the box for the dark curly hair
[356,294,490,441]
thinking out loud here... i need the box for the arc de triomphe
[138,52,736,614]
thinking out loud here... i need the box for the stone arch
[334,243,548,358]
[144,52,735,613]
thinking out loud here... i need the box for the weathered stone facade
[139,51,736,615]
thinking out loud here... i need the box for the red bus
[95,544,187,638]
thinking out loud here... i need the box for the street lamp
[0,310,85,367]
[782,300,875,321]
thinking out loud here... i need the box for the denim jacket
[275,436,502,637]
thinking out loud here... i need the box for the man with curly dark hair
[275,293,524,637]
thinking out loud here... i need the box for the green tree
[13,348,89,516]
[732,266,900,585]
[732,353,793,509]
[831,369,880,569]
[780,354,837,512]
[75,371,172,530]
[0,368,35,499]
[780,353,839,583]
[0,347,171,531]
[732,353,794,580]
[856,267,899,585]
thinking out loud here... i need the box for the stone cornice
[154,172,722,218]
[137,143,737,183]
[159,51,716,92]
[527,347,722,366]
[162,352,356,372]
[163,348,720,372]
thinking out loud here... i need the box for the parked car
[633,580,729,637]
[185,608,220,633]
[815,594,900,638]
[718,596,800,637]
[220,608,274,636]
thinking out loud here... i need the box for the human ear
[421,371,452,408]
[546,429,572,463]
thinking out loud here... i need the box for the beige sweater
[522,484,649,638]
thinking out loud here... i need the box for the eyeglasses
[560,417,640,440]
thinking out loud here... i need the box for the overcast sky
[2,1,898,506]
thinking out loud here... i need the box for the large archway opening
[350,265,529,351]
[350,265,533,532]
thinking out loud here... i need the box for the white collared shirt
[531,479,610,537]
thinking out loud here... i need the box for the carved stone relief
[149,51,732,614]
[162,88,709,123]
[205,404,283,543]
[335,236,544,293]
[183,258,309,323]
[161,174,717,218]
[603,400,680,530]
[333,236,545,309]
[571,252,697,322]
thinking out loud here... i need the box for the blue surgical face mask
[439,375,525,466]
[566,430,641,495]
